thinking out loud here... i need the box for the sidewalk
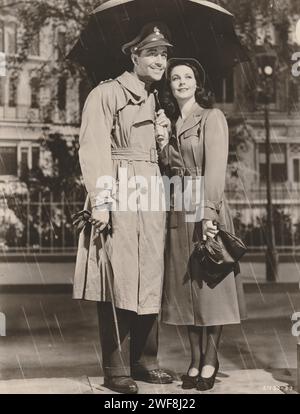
[0,288,299,394]
[0,370,295,394]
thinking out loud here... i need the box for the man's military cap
[122,22,173,55]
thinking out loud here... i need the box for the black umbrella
[68,0,249,84]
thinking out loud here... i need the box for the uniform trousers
[97,303,159,377]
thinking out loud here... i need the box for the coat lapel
[116,71,155,125]
[132,94,155,125]
[177,103,205,138]
[116,71,147,105]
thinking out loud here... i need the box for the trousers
[97,302,159,377]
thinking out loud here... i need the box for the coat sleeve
[79,84,116,210]
[203,108,229,222]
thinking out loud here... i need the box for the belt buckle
[150,147,158,163]
[173,167,184,178]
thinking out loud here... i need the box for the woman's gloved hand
[202,220,219,241]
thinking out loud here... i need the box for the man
[73,22,173,394]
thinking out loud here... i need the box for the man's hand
[91,209,110,234]
[202,220,219,241]
[155,109,170,151]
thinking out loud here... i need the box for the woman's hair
[162,62,214,120]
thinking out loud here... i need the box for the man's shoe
[132,369,173,384]
[104,376,138,394]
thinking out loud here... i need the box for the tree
[9,0,300,191]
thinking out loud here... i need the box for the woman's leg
[201,325,223,378]
[187,326,203,376]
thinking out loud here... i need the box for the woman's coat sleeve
[203,108,229,222]
[78,85,115,209]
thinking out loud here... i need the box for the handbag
[193,228,247,289]
[190,109,247,289]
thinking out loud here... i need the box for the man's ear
[131,53,139,67]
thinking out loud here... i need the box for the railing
[226,183,300,252]
[0,185,300,254]
[0,189,85,255]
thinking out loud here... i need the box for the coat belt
[111,147,158,163]
[171,167,203,177]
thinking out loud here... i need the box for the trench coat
[73,71,166,315]
[160,103,247,326]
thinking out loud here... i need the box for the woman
[159,58,246,391]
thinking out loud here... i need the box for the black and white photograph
[0,0,300,397]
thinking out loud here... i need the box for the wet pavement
[0,288,299,394]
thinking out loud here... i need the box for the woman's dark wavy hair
[162,62,214,121]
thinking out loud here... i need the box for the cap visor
[138,39,173,51]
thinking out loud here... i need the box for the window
[0,77,4,106]
[0,147,17,175]
[57,32,66,60]
[8,76,17,107]
[20,146,40,177]
[293,159,300,183]
[30,78,40,108]
[57,77,67,111]
[29,33,40,56]
[32,147,40,170]
[0,21,4,52]
[259,143,287,183]
[6,23,17,55]
[214,70,234,104]
[20,147,29,177]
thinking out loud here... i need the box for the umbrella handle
[153,90,161,111]
[99,232,121,353]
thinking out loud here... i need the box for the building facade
[0,4,300,251]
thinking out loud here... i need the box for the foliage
[22,132,82,195]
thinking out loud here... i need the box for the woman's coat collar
[176,102,205,137]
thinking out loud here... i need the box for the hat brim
[122,39,173,55]
[166,58,206,86]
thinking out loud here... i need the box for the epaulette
[99,78,114,85]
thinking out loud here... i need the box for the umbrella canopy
[68,0,249,84]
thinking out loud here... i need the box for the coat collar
[176,102,205,137]
[116,71,148,104]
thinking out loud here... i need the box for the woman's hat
[122,22,173,55]
[166,58,206,86]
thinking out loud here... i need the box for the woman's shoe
[181,355,204,390]
[196,360,219,391]
[181,373,199,390]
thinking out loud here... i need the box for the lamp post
[256,50,279,282]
